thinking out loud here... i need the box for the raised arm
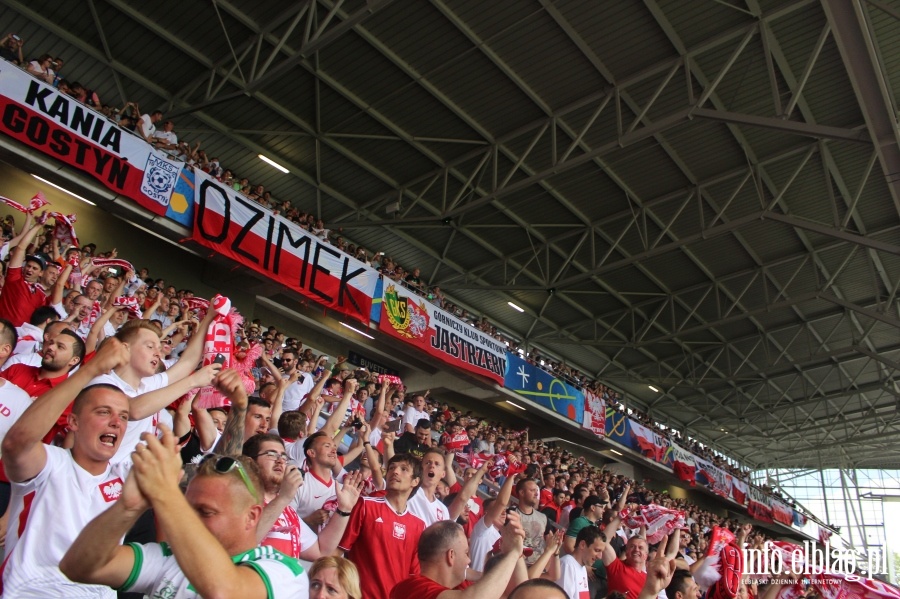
[530,530,563,580]
[320,379,357,436]
[102,270,130,309]
[211,369,249,456]
[302,471,363,559]
[257,464,303,544]
[268,370,296,431]
[128,363,220,421]
[442,511,526,599]
[164,304,216,382]
[365,439,385,490]
[602,507,626,566]
[1,339,129,482]
[85,305,122,352]
[191,394,218,452]
[7,221,42,270]
[637,532,679,599]
[448,459,491,520]
[367,382,391,431]
[48,262,73,306]
[484,472,517,527]
[171,396,193,439]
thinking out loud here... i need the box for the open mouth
[99,434,117,447]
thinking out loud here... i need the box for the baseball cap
[25,254,47,269]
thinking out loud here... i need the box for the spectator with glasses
[60,421,309,597]
[242,432,363,561]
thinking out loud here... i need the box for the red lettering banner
[0,65,183,215]
[191,170,379,324]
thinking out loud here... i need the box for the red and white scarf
[92,258,135,274]
[620,504,686,544]
[193,295,242,409]
[0,192,49,213]
[112,296,142,319]
[47,212,79,248]
[378,373,403,386]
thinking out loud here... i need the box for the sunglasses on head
[200,455,260,504]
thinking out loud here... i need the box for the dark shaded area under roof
[3,0,900,469]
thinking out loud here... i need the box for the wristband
[335,508,352,517]
[363,441,371,446]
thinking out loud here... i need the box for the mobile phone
[213,353,226,365]
[11,35,20,41]
[386,418,402,434]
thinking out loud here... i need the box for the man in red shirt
[602,534,651,599]
[338,453,425,599]
[0,218,48,326]
[389,516,526,599]
[0,328,84,396]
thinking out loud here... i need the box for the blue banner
[370,277,383,324]
[604,405,631,446]
[164,167,195,227]
[504,353,584,423]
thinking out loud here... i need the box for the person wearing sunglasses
[61,373,309,598]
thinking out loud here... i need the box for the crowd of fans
[0,34,766,486]
[0,207,810,599]
[0,35,833,599]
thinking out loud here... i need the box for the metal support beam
[821,0,900,215]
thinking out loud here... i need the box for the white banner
[0,64,183,214]
[192,170,380,323]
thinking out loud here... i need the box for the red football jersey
[339,495,425,599]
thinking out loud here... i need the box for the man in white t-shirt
[0,379,32,447]
[291,431,343,531]
[279,350,315,411]
[60,406,308,598]
[469,471,518,573]
[137,110,162,142]
[152,120,178,151]
[91,311,215,464]
[0,339,131,598]
[557,526,607,599]
[407,447,486,527]
[13,305,57,356]
[402,393,429,433]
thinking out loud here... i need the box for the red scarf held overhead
[620,504,686,544]
[47,211,79,248]
[193,295,242,409]
[0,193,49,213]
[92,258,135,274]
[112,296,142,319]
[694,527,743,599]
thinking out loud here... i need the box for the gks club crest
[384,284,429,340]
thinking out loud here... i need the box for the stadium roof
[4,0,900,469]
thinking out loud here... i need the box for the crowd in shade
[0,39,880,599]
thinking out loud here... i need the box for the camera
[351,418,363,430]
